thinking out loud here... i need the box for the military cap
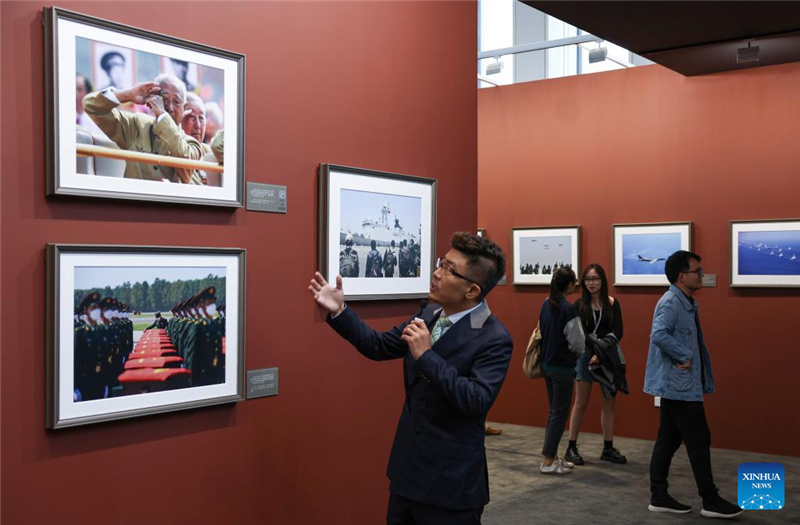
[78,291,100,312]
[197,286,216,301]
[98,297,117,310]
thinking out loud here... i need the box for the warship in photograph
[340,203,419,246]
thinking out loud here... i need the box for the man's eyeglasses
[681,267,704,277]
[436,257,482,289]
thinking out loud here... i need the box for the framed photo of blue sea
[730,220,800,288]
[44,7,246,207]
[613,222,692,286]
[512,226,580,285]
[47,244,246,429]
[319,164,437,301]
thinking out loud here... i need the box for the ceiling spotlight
[588,45,608,64]
[737,42,760,64]
[486,58,504,75]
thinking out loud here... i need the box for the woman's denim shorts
[575,350,595,382]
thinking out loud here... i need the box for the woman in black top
[538,267,585,474]
[565,263,626,465]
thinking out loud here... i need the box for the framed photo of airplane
[318,164,437,301]
[44,7,246,207]
[512,226,580,285]
[613,222,692,286]
[46,244,246,429]
[730,219,800,288]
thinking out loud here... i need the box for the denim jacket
[644,285,715,401]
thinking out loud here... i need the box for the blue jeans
[542,371,575,458]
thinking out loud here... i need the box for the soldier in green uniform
[74,291,107,401]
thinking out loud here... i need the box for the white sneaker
[540,461,572,474]
[558,457,575,469]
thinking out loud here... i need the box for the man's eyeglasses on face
[436,257,482,289]
[682,267,704,277]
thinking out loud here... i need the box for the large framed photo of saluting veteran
[319,164,437,301]
[512,226,580,285]
[47,244,246,429]
[44,7,245,207]
[730,219,800,288]
[613,222,692,286]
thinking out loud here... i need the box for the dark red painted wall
[0,2,477,523]
[479,63,800,457]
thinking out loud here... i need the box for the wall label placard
[247,367,279,399]
[247,183,287,213]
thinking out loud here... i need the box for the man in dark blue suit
[309,232,512,525]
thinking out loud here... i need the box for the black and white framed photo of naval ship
[318,164,437,301]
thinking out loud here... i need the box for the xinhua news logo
[738,463,784,510]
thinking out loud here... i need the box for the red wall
[479,63,800,456]
[0,2,477,523]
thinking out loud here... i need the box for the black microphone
[416,298,429,317]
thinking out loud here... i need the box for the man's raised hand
[116,81,160,105]
[309,271,345,316]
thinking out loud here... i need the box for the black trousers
[387,493,483,525]
[541,371,575,458]
[650,398,718,500]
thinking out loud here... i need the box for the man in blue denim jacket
[644,251,743,519]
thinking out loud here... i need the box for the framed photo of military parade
[512,226,580,285]
[47,244,246,429]
[730,219,800,288]
[44,7,246,207]
[318,164,437,301]
[613,222,692,286]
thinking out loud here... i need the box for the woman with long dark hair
[538,266,585,474]
[565,263,626,466]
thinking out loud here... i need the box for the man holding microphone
[309,232,512,525]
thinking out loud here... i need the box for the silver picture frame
[47,244,246,429]
[512,226,581,285]
[730,219,800,288]
[612,222,692,287]
[318,164,437,301]
[44,7,246,207]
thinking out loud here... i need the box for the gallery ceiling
[522,1,800,76]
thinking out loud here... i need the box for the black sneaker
[701,495,744,519]
[564,446,584,466]
[649,493,692,514]
[600,446,627,464]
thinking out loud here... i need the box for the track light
[588,44,608,64]
[737,42,759,64]
[486,58,504,75]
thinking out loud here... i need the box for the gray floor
[483,422,797,524]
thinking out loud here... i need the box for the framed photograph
[512,226,580,285]
[44,7,245,207]
[730,219,800,288]
[47,244,246,429]
[613,222,691,286]
[319,164,437,301]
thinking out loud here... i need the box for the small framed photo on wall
[613,222,692,286]
[512,226,580,285]
[44,7,246,207]
[730,219,800,288]
[318,164,437,301]
[47,244,246,429]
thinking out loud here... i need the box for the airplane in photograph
[637,255,666,264]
